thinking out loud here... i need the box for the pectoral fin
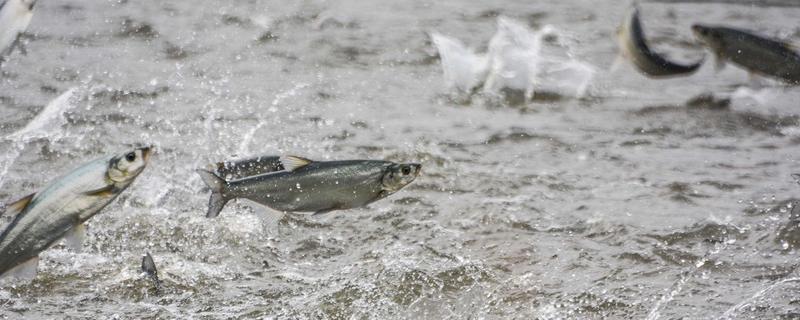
[83,185,116,197]
[280,155,313,172]
[1,256,39,281]
[241,199,285,225]
[2,193,35,218]
[64,223,87,252]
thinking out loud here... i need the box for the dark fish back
[717,27,800,83]
[215,156,283,180]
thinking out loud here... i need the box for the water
[1,0,800,318]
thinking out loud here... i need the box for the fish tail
[196,169,231,218]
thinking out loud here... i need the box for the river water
[1,0,800,318]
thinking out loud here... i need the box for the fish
[692,24,800,84]
[0,0,36,63]
[0,146,151,280]
[213,155,283,181]
[141,252,161,293]
[616,5,704,78]
[197,155,421,218]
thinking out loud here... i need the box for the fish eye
[125,152,136,162]
[402,167,411,175]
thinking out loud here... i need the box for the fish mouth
[691,25,709,38]
[411,163,422,176]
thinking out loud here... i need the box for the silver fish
[213,155,283,181]
[197,156,421,218]
[692,24,800,84]
[616,6,704,78]
[0,0,36,63]
[0,147,151,279]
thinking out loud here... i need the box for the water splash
[483,18,552,101]
[536,56,596,98]
[432,17,596,103]
[6,87,79,142]
[429,32,489,96]
[717,277,800,320]
[644,264,698,320]
[0,87,79,190]
[730,87,776,106]
[646,239,730,320]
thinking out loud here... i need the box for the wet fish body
[214,155,283,180]
[198,156,421,218]
[0,147,151,278]
[617,6,703,78]
[692,24,800,84]
[0,0,35,61]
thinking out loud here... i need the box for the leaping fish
[0,0,36,63]
[0,147,151,280]
[197,156,421,218]
[616,5,704,78]
[692,24,800,84]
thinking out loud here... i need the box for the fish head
[19,0,37,11]
[381,163,421,192]
[108,146,153,183]
[692,25,724,49]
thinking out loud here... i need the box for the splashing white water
[536,56,596,98]
[645,257,707,320]
[431,17,596,102]
[430,32,489,96]
[717,277,800,319]
[483,18,551,100]
[0,87,80,190]
[6,87,79,142]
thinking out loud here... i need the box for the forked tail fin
[196,169,231,218]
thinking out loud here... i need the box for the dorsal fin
[1,193,35,218]
[280,155,313,172]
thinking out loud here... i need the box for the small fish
[0,0,36,63]
[141,252,161,293]
[692,24,800,84]
[213,155,283,180]
[0,147,151,280]
[197,156,421,218]
[616,5,704,78]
